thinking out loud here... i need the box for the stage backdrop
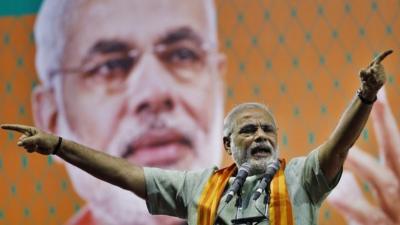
[0,0,399,224]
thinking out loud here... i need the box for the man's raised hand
[1,124,58,155]
[359,50,393,101]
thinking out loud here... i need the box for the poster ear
[32,85,65,163]
[31,85,58,134]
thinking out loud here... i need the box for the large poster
[0,0,399,224]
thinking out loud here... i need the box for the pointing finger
[1,124,34,135]
[370,50,393,66]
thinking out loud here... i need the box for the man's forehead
[71,0,214,38]
[235,108,276,127]
[76,0,209,14]
[62,0,216,61]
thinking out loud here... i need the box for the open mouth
[250,145,272,158]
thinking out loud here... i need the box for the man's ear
[223,136,231,155]
[31,84,58,134]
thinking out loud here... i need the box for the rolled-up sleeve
[144,167,188,218]
[144,167,214,219]
[301,150,343,205]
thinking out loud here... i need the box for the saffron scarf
[197,159,293,225]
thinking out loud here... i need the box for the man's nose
[125,53,176,116]
[254,128,267,143]
[135,96,174,115]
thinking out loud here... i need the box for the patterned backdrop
[0,0,399,224]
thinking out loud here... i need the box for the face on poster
[33,0,226,224]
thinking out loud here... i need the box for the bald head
[34,0,218,85]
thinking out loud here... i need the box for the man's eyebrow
[238,123,276,132]
[261,124,277,131]
[239,124,257,131]
[88,40,131,54]
[157,27,203,46]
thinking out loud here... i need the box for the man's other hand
[1,124,58,155]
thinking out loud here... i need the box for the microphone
[253,160,280,200]
[225,162,251,203]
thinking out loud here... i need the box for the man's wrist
[356,88,377,105]
[52,136,63,155]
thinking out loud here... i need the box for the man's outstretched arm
[0,124,146,199]
[317,50,393,183]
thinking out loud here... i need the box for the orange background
[0,1,399,224]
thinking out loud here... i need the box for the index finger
[371,49,393,65]
[0,124,34,135]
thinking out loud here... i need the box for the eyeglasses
[49,41,214,92]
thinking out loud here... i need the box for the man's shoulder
[286,149,319,169]
[284,150,320,181]
[286,155,307,172]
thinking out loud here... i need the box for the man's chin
[250,155,270,162]
[247,158,271,174]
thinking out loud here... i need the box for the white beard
[231,142,279,175]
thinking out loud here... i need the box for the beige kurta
[144,150,342,225]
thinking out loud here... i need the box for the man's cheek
[65,95,121,139]
[94,98,129,133]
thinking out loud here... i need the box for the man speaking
[2,50,392,224]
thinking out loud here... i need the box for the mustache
[120,120,193,158]
[250,141,273,155]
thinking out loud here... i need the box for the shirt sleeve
[288,150,343,206]
[143,167,213,219]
